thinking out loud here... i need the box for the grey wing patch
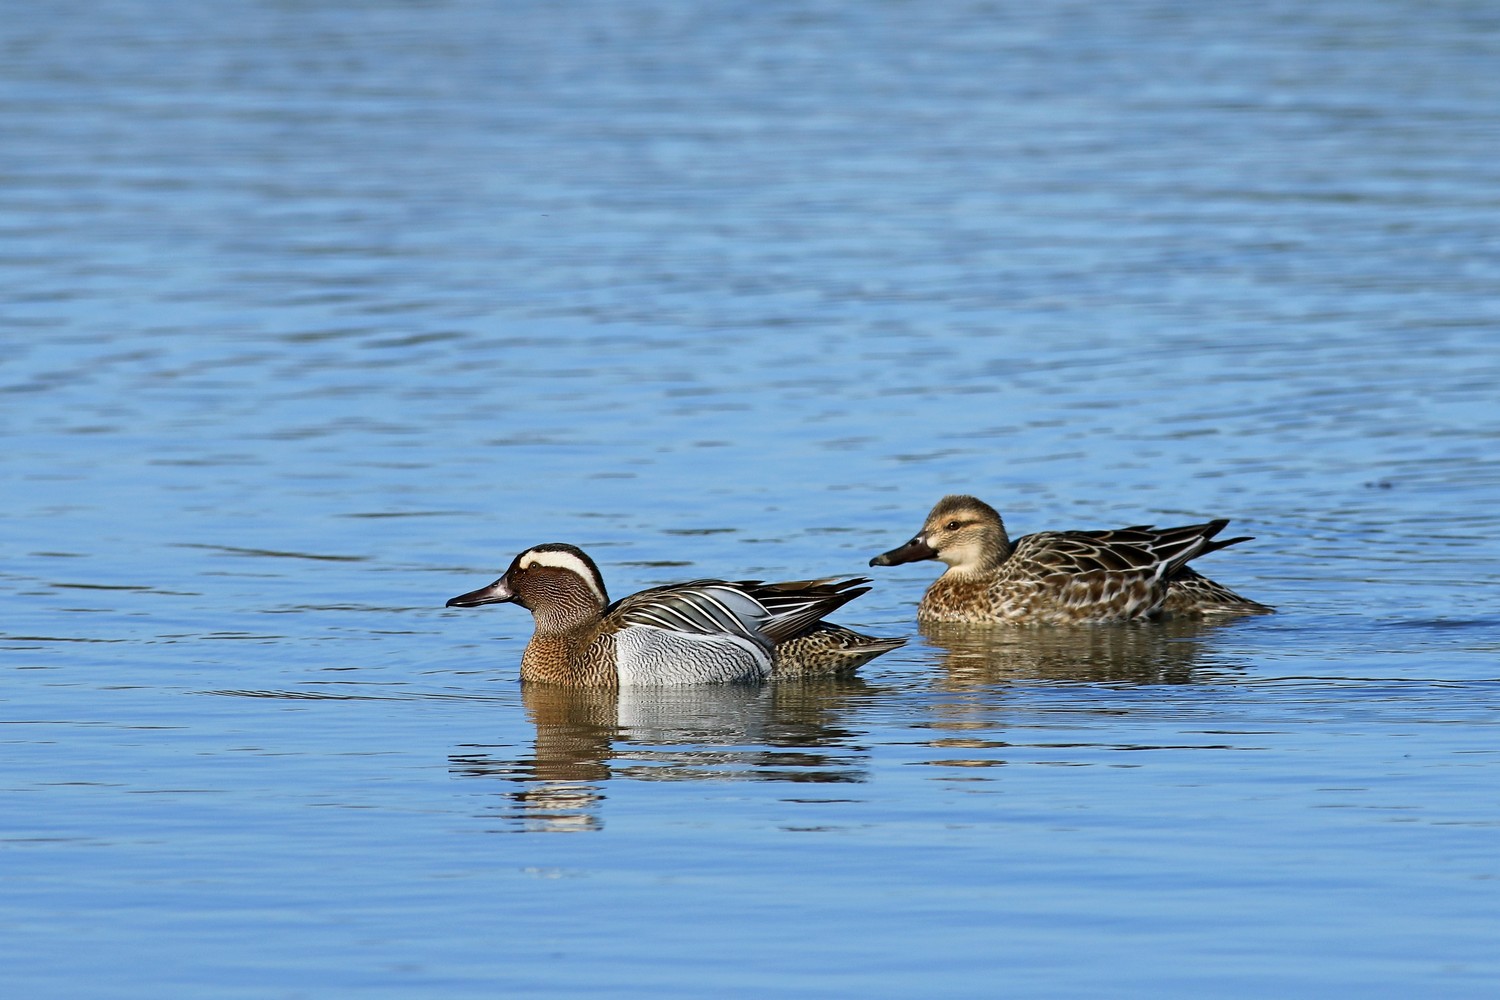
[611,582,775,683]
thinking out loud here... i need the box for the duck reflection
[920,616,1250,689]
[912,618,1258,769]
[450,679,871,833]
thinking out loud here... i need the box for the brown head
[446,543,611,632]
[869,495,1013,576]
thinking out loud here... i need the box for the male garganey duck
[446,543,905,686]
[870,495,1273,624]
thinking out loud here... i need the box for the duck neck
[525,588,605,636]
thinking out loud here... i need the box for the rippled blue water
[4,1,1499,996]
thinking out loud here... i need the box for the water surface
[4,1,1499,997]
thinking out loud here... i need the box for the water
[4,0,1499,996]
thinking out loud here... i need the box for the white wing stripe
[626,609,675,629]
[626,602,712,632]
[622,585,770,638]
[694,588,763,630]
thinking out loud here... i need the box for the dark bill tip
[870,536,938,567]
[445,577,514,608]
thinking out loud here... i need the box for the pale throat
[936,539,1003,577]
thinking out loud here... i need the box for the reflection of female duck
[918,618,1247,688]
[450,679,874,832]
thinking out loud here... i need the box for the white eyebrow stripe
[518,549,607,604]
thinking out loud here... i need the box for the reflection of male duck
[450,679,873,833]
[918,617,1251,688]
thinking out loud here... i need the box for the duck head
[447,543,611,627]
[870,495,1011,576]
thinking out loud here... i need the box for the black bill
[869,536,938,567]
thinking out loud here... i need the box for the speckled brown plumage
[517,628,621,687]
[772,623,906,678]
[447,543,905,686]
[871,495,1272,624]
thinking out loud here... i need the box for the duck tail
[741,577,873,644]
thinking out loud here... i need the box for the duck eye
[945,520,960,531]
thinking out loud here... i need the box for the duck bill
[445,577,515,608]
[869,536,938,567]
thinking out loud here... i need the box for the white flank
[615,625,771,685]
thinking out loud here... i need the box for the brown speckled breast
[918,570,1169,624]
[520,627,621,687]
[917,575,1011,623]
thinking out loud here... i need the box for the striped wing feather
[1009,521,1235,581]
[732,577,872,644]
[612,576,872,647]
[612,581,770,641]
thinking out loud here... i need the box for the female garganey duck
[447,543,905,686]
[870,495,1273,624]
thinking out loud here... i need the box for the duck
[446,543,905,686]
[870,495,1273,624]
